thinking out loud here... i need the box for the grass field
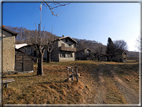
[2,60,139,104]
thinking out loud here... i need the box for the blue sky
[1,1,140,51]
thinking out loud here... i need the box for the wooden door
[23,56,33,71]
[15,55,23,71]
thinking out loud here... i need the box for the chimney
[62,35,64,37]
[2,25,5,28]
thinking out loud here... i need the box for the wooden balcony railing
[60,46,76,52]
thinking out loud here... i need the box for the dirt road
[90,64,139,104]
[110,70,139,104]
[94,67,106,104]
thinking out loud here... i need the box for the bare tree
[6,25,58,75]
[26,29,44,75]
[42,30,58,63]
[12,1,70,75]
[136,36,141,52]
[114,40,128,51]
[94,43,106,55]
[76,40,87,51]
[31,1,69,75]
[43,0,70,16]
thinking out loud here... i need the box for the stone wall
[2,31,15,72]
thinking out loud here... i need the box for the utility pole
[39,3,42,43]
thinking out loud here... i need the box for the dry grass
[3,73,88,104]
[3,61,95,104]
[3,60,139,104]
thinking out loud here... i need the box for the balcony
[60,46,76,52]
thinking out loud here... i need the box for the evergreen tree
[106,37,115,54]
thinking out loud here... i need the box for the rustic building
[15,49,34,72]
[2,26,18,72]
[15,43,49,62]
[52,36,77,62]
[98,49,127,62]
[97,54,108,61]
[75,48,91,60]
[113,51,127,62]
[15,43,37,61]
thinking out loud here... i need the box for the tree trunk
[36,51,38,63]
[37,51,44,75]
[47,52,51,63]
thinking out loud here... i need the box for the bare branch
[35,23,37,30]
[43,0,70,16]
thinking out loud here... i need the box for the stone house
[52,36,77,62]
[2,26,18,72]
[75,48,91,60]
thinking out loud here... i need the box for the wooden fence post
[67,67,69,81]
[75,66,78,82]
[71,67,74,81]
[66,66,79,82]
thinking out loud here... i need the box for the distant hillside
[5,26,138,58]
[5,26,107,54]
[73,38,106,54]
[127,51,139,59]
[5,26,57,44]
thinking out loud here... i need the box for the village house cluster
[2,26,127,73]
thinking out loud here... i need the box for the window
[67,53,72,58]
[60,53,62,57]
[67,53,70,58]
[60,52,65,57]
[65,39,68,42]
[70,53,73,57]
[63,53,65,57]
[69,44,71,47]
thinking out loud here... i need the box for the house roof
[76,48,91,53]
[115,49,127,55]
[15,49,35,60]
[56,36,77,43]
[15,43,28,49]
[2,27,18,36]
